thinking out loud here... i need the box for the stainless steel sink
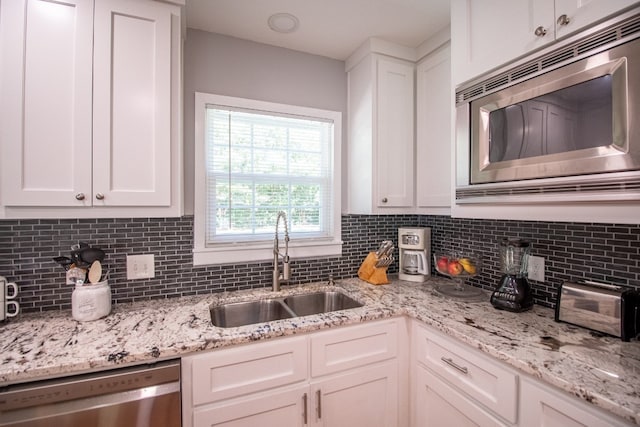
[283,291,363,316]
[210,291,364,328]
[210,299,295,328]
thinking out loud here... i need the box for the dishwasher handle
[0,360,180,412]
[0,382,180,427]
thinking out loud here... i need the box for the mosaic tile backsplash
[0,215,638,313]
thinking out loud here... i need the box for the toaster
[555,281,640,341]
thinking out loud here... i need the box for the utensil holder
[358,252,390,285]
[72,280,111,322]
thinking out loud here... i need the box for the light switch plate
[528,255,545,282]
[126,254,155,280]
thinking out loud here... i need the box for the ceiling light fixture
[268,13,300,34]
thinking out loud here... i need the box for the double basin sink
[210,290,363,328]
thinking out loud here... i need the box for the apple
[448,260,463,276]
[436,256,449,272]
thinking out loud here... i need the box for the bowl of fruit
[433,253,483,299]
[434,253,479,278]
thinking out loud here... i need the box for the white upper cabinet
[376,58,415,210]
[416,44,452,212]
[0,0,182,218]
[451,0,639,85]
[555,0,640,39]
[93,0,173,207]
[0,0,94,207]
[347,50,415,214]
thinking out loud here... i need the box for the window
[194,93,342,265]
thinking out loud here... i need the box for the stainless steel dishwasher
[0,360,181,427]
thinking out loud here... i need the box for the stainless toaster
[555,281,640,341]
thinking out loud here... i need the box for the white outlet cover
[528,255,545,282]
[126,254,155,280]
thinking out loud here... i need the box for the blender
[490,238,534,312]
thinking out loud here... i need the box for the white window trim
[193,92,343,266]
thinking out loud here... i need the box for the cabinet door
[311,361,398,427]
[93,0,174,206]
[188,336,307,405]
[451,0,555,85]
[193,386,308,427]
[375,57,414,208]
[416,45,451,209]
[0,0,93,206]
[555,0,639,39]
[414,366,507,427]
[519,377,633,427]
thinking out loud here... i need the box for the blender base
[490,274,534,312]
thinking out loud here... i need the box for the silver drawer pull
[441,357,469,374]
[302,393,308,424]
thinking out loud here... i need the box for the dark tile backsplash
[1,215,638,313]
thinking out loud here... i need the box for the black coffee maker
[490,238,533,312]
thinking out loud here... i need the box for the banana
[459,258,477,275]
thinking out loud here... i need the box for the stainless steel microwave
[455,10,640,203]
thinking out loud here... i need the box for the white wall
[183,29,348,214]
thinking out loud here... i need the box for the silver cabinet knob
[75,193,85,201]
[95,193,105,200]
[534,26,547,37]
[557,14,570,26]
[381,197,388,203]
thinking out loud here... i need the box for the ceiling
[185,0,451,61]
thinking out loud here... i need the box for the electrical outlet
[528,255,545,282]
[126,254,155,280]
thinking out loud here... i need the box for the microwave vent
[575,31,618,55]
[484,75,510,91]
[510,63,539,81]
[456,177,640,201]
[461,85,484,101]
[620,18,640,37]
[456,12,640,105]
[540,47,575,68]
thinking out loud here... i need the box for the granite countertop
[1,277,639,424]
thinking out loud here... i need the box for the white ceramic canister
[71,280,111,321]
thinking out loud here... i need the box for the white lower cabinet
[193,385,308,427]
[182,316,633,427]
[411,321,517,426]
[519,376,632,427]
[414,366,507,427]
[182,319,402,427]
[311,362,398,427]
[410,319,634,427]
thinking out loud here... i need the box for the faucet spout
[273,211,291,291]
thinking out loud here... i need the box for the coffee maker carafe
[398,228,431,283]
[490,238,533,312]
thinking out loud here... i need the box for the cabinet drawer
[189,336,307,405]
[416,366,508,427]
[311,319,398,377]
[413,323,518,423]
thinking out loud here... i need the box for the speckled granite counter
[1,277,639,424]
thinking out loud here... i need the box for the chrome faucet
[273,211,291,291]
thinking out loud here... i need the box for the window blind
[204,105,335,245]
